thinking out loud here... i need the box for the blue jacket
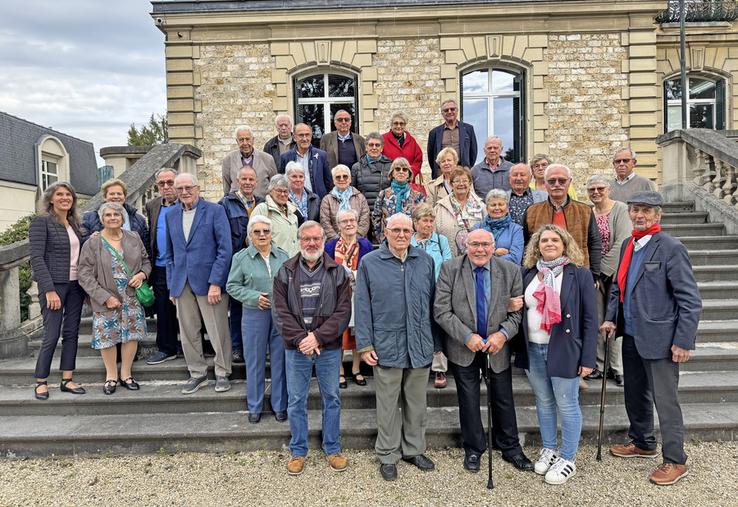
[218,192,264,254]
[475,220,524,265]
[427,121,478,178]
[83,203,150,258]
[410,232,452,280]
[165,199,233,297]
[354,243,439,368]
[514,264,598,378]
[325,237,374,262]
[279,146,333,199]
[605,232,702,359]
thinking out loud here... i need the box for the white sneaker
[534,448,559,475]
[544,457,576,485]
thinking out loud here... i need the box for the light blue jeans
[285,347,342,457]
[525,342,582,461]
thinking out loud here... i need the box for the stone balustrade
[0,240,40,359]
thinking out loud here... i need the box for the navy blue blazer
[514,264,598,378]
[278,146,333,199]
[164,199,233,297]
[427,121,478,178]
[605,232,701,359]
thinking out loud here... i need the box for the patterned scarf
[390,180,410,214]
[289,190,308,219]
[481,214,512,241]
[449,193,484,228]
[331,186,353,212]
[532,256,571,332]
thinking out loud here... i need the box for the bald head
[466,228,495,267]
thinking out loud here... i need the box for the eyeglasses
[394,167,410,173]
[251,229,271,235]
[335,117,351,123]
[367,143,382,149]
[157,180,175,187]
[451,179,470,185]
[334,174,350,180]
[546,178,569,186]
[587,186,608,193]
[613,158,632,164]
[386,228,413,236]
[272,188,289,195]
[175,185,197,193]
[532,162,549,169]
[442,107,457,112]
[468,242,494,249]
[392,121,406,126]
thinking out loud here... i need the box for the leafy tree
[127,114,168,146]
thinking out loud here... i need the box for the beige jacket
[434,193,484,257]
[221,149,277,196]
[319,187,370,240]
[252,195,300,257]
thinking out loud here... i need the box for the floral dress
[91,242,147,349]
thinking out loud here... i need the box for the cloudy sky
[0,0,166,164]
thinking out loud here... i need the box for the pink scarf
[532,256,570,332]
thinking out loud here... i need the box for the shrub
[0,215,35,321]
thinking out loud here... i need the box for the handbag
[101,237,155,308]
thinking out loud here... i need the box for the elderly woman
[410,203,452,388]
[78,202,151,395]
[285,161,320,223]
[371,157,425,242]
[350,132,394,212]
[325,209,373,388]
[434,167,485,256]
[476,189,524,265]
[530,154,577,200]
[29,182,87,400]
[584,174,631,386]
[319,164,371,240]
[226,215,290,423]
[425,147,462,207]
[513,224,597,485]
[381,111,424,179]
[252,174,299,256]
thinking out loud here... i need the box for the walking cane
[596,329,612,461]
[485,352,495,489]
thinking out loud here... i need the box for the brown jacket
[320,131,366,169]
[78,230,152,312]
[319,187,371,240]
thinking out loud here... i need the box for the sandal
[34,381,49,401]
[119,377,140,391]
[60,378,86,395]
[103,379,117,395]
[352,371,367,386]
[339,376,348,389]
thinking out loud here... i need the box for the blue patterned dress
[91,242,147,349]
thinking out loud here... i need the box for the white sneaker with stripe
[544,457,577,485]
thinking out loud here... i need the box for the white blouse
[525,271,563,345]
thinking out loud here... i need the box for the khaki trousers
[176,283,232,378]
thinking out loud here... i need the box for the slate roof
[0,111,98,196]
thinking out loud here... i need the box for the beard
[301,247,324,263]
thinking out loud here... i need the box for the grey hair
[297,220,325,239]
[275,114,293,126]
[485,135,503,146]
[155,167,177,180]
[365,132,383,145]
[586,174,611,189]
[97,201,127,222]
[333,109,351,119]
[613,146,637,161]
[466,228,495,246]
[247,214,272,236]
[331,164,351,178]
[510,162,532,176]
[285,161,304,176]
[485,188,509,205]
[530,154,553,166]
[390,111,408,125]
[440,98,457,110]
[267,174,289,193]
[234,125,253,138]
[386,212,412,230]
[175,172,199,187]
[337,208,358,222]
[544,163,572,180]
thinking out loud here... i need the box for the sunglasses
[546,178,569,186]
[335,117,351,123]
[613,158,632,164]
[442,107,457,112]
[252,229,271,235]
[334,174,350,180]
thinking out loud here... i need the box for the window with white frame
[664,75,725,132]
[461,67,525,164]
[40,159,59,190]
[294,72,358,147]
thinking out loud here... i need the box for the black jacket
[263,135,296,169]
[350,155,393,210]
[29,214,86,294]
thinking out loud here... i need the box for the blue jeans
[241,307,286,414]
[285,347,342,457]
[525,342,582,461]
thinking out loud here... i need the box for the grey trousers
[596,275,623,375]
[373,365,429,464]
[175,283,232,378]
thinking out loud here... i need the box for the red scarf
[616,223,661,302]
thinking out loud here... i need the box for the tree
[127,113,168,146]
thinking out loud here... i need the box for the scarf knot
[532,256,570,332]
[390,180,410,214]
[331,186,353,212]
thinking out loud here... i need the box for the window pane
[492,70,515,94]
[665,79,682,100]
[46,161,58,174]
[329,74,355,97]
[463,98,488,165]
[329,103,357,133]
[297,104,325,147]
[296,75,325,98]
[463,70,488,93]
[689,78,716,99]
[493,97,515,161]
[690,104,714,128]
[667,105,682,131]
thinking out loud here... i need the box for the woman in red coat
[382,111,424,181]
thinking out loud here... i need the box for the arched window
[461,67,525,164]
[294,72,358,147]
[36,135,69,191]
[664,74,725,131]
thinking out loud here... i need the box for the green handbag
[101,237,155,308]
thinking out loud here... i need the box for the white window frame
[664,74,724,131]
[40,158,60,191]
[294,71,358,136]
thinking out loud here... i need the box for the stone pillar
[0,266,29,358]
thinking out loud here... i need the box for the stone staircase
[0,200,736,457]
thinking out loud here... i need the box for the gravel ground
[0,442,735,506]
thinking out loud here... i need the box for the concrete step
[0,401,735,457]
[693,265,738,282]
[28,334,158,358]
[697,320,738,343]
[662,201,695,213]
[663,223,725,237]
[660,212,708,224]
[701,299,738,320]
[698,281,738,299]
[689,249,738,265]
[679,236,738,250]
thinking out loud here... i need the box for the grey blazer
[221,149,277,196]
[434,255,523,372]
[77,230,152,313]
[320,131,366,169]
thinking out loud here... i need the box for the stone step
[678,236,738,250]
[689,249,738,265]
[661,201,695,213]
[693,265,738,282]
[28,334,159,358]
[663,223,725,237]
[701,299,738,320]
[697,281,738,299]
[0,401,735,457]
[660,212,708,224]
[697,320,738,343]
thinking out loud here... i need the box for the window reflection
[664,75,723,131]
[295,72,358,147]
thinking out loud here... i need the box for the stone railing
[659,128,738,234]
[0,240,41,359]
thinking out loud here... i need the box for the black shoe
[402,454,435,471]
[463,453,481,473]
[339,376,348,389]
[352,372,367,386]
[60,378,86,395]
[103,380,117,395]
[606,368,616,380]
[274,411,288,422]
[232,349,245,364]
[248,412,261,423]
[614,374,624,387]
[584,369,603,381]
[503,452,534,471]
[34,381,49,401]
[379,463,397,481]
[119,377,140,390]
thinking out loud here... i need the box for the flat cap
[627,190,663,207]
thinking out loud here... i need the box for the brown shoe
[327,453,348,472]
[434,372,447,389]
[287,456,306,476]
[649,463,689,486]
[609,442,658,459]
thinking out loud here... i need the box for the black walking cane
[484,352,495,489]
[596,330,612,461]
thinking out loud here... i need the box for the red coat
[382,130,424,179]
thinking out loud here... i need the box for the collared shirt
[295,150,313,191]
[182,198,199,241]
[509,189,534,225]
[615,172,636,185]
[240,151,254,167]
[337,132,352,142]
[442,123,460,155]
[155,200,177,266]
[390,247,409,263]
[278,137,292,154]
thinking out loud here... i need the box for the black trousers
[151,266,179,356]
[450,353,523,458]
[34,281,85,379]
[622,334,687,464]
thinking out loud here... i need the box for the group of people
[28,103,699,488]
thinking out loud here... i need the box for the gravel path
[0,442,735,506]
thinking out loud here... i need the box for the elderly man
[427,99,478,177]
[471,136,513,196]
[264,114,296,169]
[320,109,366,169]
[272,221,352,476]
[609,147,657,203]
[506,163,547,226]
[219,166,265,364]
[434,228,531,473]
[145,167,181,365]
[602,191,701,486]
[355,213,438,481]
[279,123,333,199]
[166,172,233,394]
[523,164,602,278]
[222,125,277,197]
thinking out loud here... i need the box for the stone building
[150,0,738,199]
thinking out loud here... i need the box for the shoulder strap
[100,236,134,278]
